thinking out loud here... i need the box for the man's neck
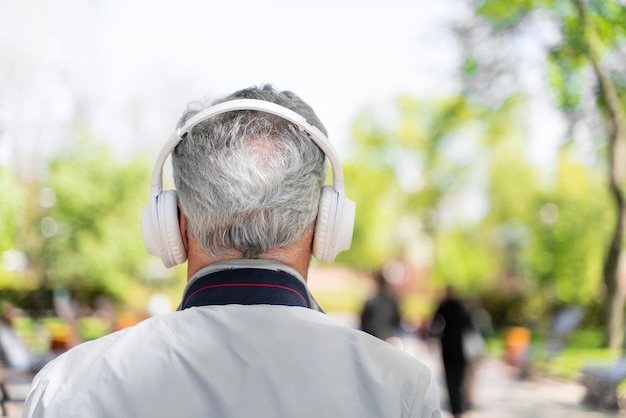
[186,235,313,282]
[179,210,314,282]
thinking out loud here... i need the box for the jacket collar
[179,260,323,312]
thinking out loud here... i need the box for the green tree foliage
[478,0,626,349]
[537,153,610,304]
[29,139,161,307]
[468,137,539,290]
[0,167,34,293]
[339,151,403,270]
[342,63,615,328]
[340,93,525,276]
[0,136,173,310]
[433,227,499,291]
[0,168,25,253]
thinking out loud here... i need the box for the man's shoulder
[23,314,178,416]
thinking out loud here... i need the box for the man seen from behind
[22,84,442,418]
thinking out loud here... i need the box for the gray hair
[172,85,327,258]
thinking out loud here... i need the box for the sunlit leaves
[525,151,610,304]
[0,168,36,291]
[477,0,556,32]
[39,139,153,303]
[463,57,479,77]
[433,227,499,290]
[547,52,586,110]
[340,92,523,276]
[0,168,26,253]
[479,0,626,114]
[589,0,626,43]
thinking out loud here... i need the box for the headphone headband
[150,99,345,197]
[143,97,355,267]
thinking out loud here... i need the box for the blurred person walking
[360,269,402,342]
[22,85,441,418]
[430,285,478,418]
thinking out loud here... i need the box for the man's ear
[178,202,189,252]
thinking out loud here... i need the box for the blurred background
[1,0,626,415]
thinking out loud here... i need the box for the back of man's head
[172,85,327,259]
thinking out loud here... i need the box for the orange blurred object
[504,326,531,367]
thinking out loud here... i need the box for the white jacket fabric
[23,261,441,418]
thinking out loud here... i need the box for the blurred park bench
[580,356,626,411]
[579,328,626,412]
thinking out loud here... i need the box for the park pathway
[402,336,623,418]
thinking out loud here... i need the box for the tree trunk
[574,0,626,349]
[602,146,626,350]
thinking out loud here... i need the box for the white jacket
[23,261,441,418]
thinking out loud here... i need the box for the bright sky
[0,0,461,168]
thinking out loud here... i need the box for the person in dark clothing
[360,270,401,342]
[431,285,475,418]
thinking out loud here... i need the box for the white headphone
[142,99,356,268]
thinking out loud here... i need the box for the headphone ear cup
[313,186,355,262]
[143,191,187,268]
[157,190,187,268]
[313,186,335,262]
